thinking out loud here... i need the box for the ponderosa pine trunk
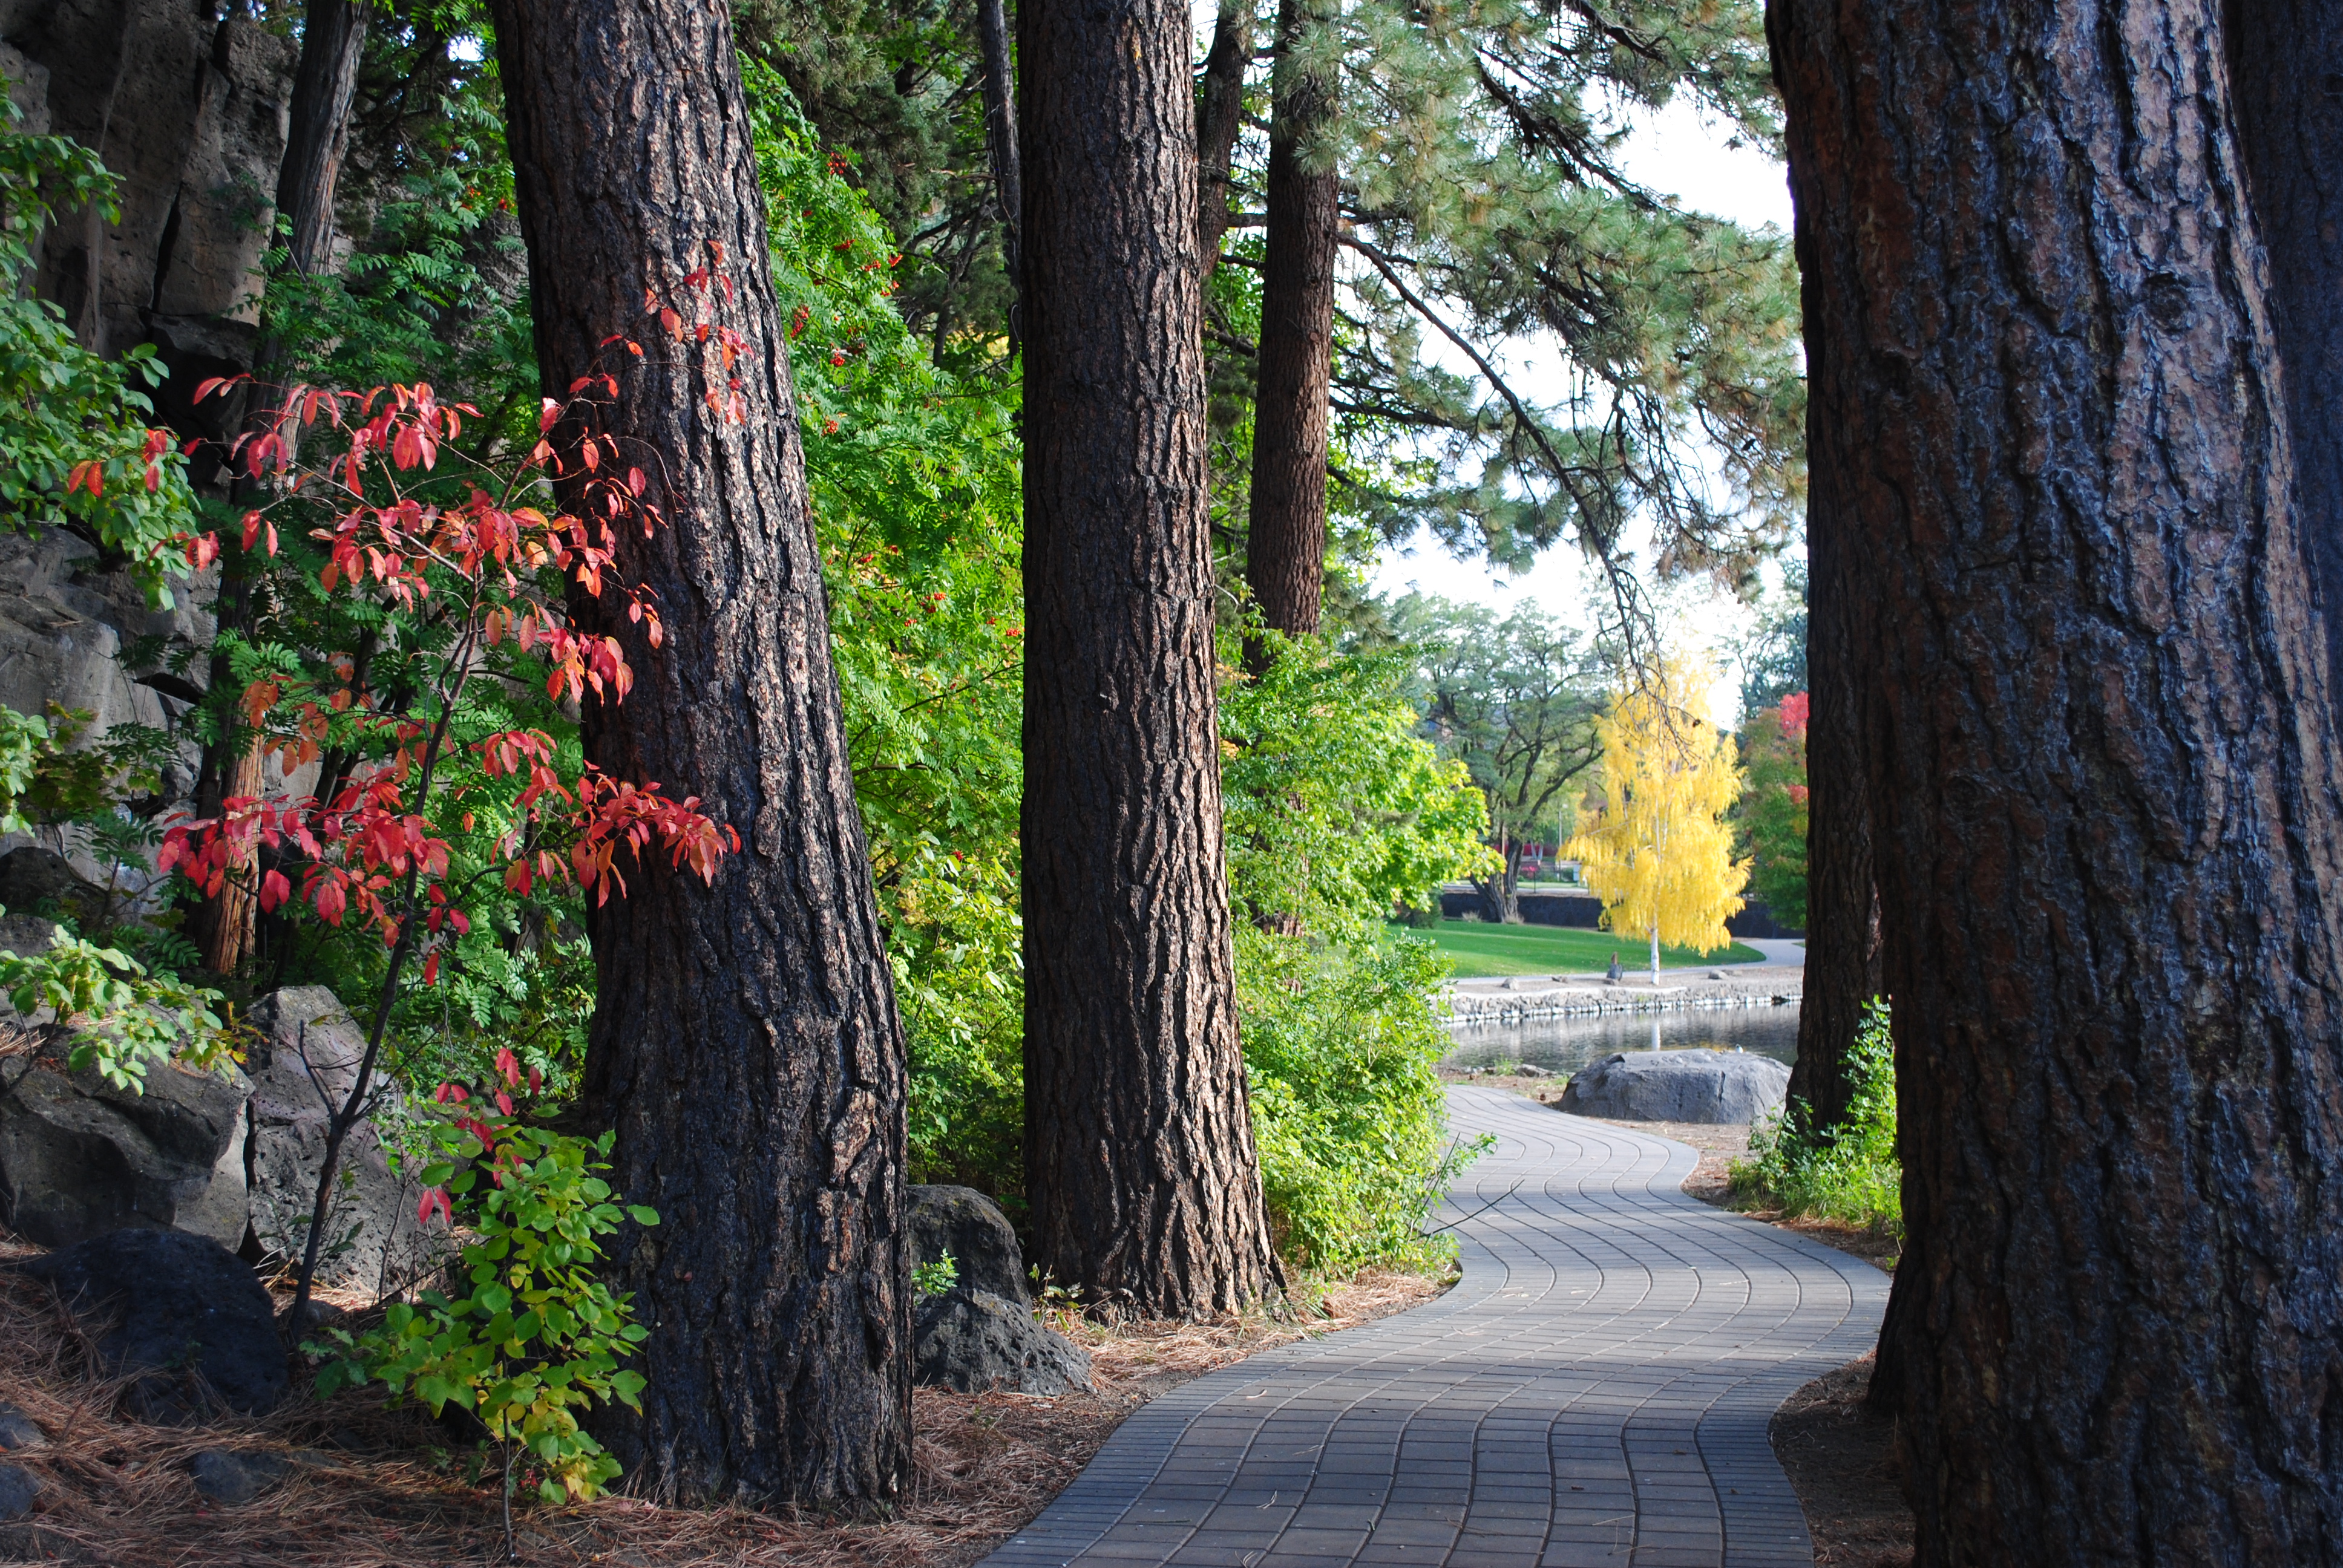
[1772,0,2343,1558]
[197,0,370,976]
[2226,0,2343,717]
[490,0,909,1502]
[1194,0,1251,278]
[1020,0,1280,1318]
[1780,218,1880,1137]
[975,0,1022,348]
[1780,196,1905,1410]
[1243,0,1337,646]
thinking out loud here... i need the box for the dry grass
[0,1233,1446,1568]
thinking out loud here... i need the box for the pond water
[1443,1003,1801,1076]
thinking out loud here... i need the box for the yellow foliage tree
[1566,655,1749,981]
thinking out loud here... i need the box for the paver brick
[974,1089,1886,1568]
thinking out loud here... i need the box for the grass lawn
[1399,918,1769,978]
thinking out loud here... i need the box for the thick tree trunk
[195,0,369,975]
[975,0,1022,349]
[2226,0,2343,722]
[1021,0,1280,1318]
[1781,244,1881,1137]
[274,0,367,283]
[1470,841,1521,924]
[1774,0,2343,1559]
[490,0,909,1503]
[1194,0,1251,278]
[1243,0,1337,646]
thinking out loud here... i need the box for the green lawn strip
[1403,919,1768,978]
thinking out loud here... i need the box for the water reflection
[1444,1004,1800,1076]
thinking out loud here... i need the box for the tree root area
[0,1240,1444,1567]
[1769,1353,1916,1567]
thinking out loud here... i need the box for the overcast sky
[1363,97,1800,727]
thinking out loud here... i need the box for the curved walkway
[980,1087,1887,1568]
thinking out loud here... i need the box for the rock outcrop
[0,1037,249,1248]
[913,1290,1093,1396]
[903,1182,1090,1393]
[1558,1049,1792,1125]
[243,987,435,1292]
[907,1183,1031,1305]
[0,529,214,884]
[19,1227,285,1416]
[2,1,294,364]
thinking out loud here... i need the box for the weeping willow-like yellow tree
[1567,655,1749,981]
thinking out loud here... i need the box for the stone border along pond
[1444,977,1804,1028]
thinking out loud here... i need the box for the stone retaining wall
[1444,979,1803,1026]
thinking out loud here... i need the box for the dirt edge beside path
[0,1235,1445,1568]
[1769,1354,1915,1567]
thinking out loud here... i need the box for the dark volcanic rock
[913,1290,1092,1395]
[906,1183,1030,1305]
[0,1040,250,1248]
[1559,1048,1791,1125]
[19,1228,285,1417]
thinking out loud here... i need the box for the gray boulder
[0,1038,251,1249]
[1559,1049,1791,1125]
[907,1183,1029,1305]
[0,1464,36,1521]
[914,1290,1092,1395]
[188,1448,288,1506]
[19,1228,285,1417]
[244,988,436,1292]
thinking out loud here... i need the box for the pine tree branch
[1346,234,1656,665]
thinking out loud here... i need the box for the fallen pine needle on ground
[0,1236,1446,1568]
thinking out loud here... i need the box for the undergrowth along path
[981,1086,1887,1568]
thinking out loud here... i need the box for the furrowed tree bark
[196,0,370,976]
[1773,0,2343,1558]
[974,0,1022,349]
[1195,0,1251,278]
[1021,0,1280,1317]
[273,0,368,286]
[1780,199,1903,1403]
[1780,210,1880,1138]
[491,0,909,1503]
[1242,0,1337,650]
[2226,0,2343,725]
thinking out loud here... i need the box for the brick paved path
[981,1086,1888,1568]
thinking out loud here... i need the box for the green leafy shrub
[312,1077,655,1504]
[912,1252,958,1298]
[1219,635,1495,942]
[1237,927,1471,1273]
[0,927,234,1089]
[0,701,175,839]
[1732,996,1899,1233]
